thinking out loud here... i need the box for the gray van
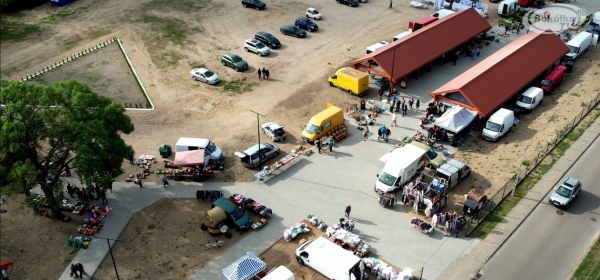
[234,143,280,168]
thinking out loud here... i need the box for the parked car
[262,122,286,142]
[211,198,252,231]
[234,143,280,168]
[255,32,281,49]
[242,0,266,10]
[306,7,322,20]
[190,68,220,85]
[336,0,359,7]
[221,52,248,72]
[549,177,582,209]
[280,25,307,38]
[295,17,318,32]
[244,39,270,56]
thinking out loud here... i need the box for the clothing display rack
[378,193,396,208]
[195,190,224,201]
[431,211,467,236]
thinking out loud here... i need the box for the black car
[242,0,266,10]
[280,25,307,38]
[255,32,281,49]
[337,0,359,7]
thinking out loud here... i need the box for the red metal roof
[430,30,569,117]
[349,8,490,82]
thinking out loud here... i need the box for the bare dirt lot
[93,198,250,280]
[0,194,81,280]
[25,42,147,107]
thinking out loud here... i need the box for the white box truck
[516,87,544,112]
[482,108,515,142]
[564,32,593,61]
[295,237,365,280]
[375,145,427,194]
[175,137,223,162]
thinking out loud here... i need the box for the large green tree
[0,80,134,218]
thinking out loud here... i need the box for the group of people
[314,138,334,153]
[69,261,87,278]
[389,96,420,117]
[257,67,271,80]
[66,183,110,205]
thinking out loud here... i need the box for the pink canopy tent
[173,150,205,167]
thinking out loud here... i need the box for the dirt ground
[260,223,403,280]
[93,198,254,280]
[0,194,82,280]
[25,42,147,107]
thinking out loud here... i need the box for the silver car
[190,68,220,85]
[262,122,286,142]
[549,177,582,209]
[234,143,280,169]
[244,39,270,56]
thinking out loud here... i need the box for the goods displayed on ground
[328,124,350,143]
[379,193,397,208]
[401,174,449,217]
[283,222,311,241]
[229,193,273,220]
[196,190,225,201]
[305,214,328,230]
[66,236,92,249]
[364,258,416,280]
[65,206,113,249]
[158,159,218,182]
[326,225,365,251]
[410,217,434,235]
[254,145,310,180]
[136,154,155,177]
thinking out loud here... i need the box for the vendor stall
[173,150,205,167]
[434,105,477,134]
[254,145,310,181]
[401,174,449,217]
[229,194,273,220]
[222,252,267,280]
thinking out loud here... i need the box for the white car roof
[246,39,260,44]
[263,122,283,129]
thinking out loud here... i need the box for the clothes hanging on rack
[378,194,396,207]
[196,190,224,201]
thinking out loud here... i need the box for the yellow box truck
[328,67,369,96]
[301,104,344,143]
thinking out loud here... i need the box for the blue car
[295,17,318,32]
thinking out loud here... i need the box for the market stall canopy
[434,105,478,133]
[0,259,14,271]
[222,252,267,280]
[349,8,490,83]
[173,150,205,167]
[430,30,569,118]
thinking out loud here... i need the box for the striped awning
[222,252,266,280]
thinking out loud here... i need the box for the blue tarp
[222,252,266,280]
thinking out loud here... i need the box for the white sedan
[190,68,220,85]
[306,8,322,20]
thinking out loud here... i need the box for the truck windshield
[426,149,437,160]
[206,141,217,153]
[305,123,319,134]
[568,45,578,54]
[378,172,397,186]
[485,121,501,132]
[541,79,553,86]
[518,95,533,104]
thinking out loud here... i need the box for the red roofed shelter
[349,8,490,93]
[429,30,569,119]
[0,259,14,280]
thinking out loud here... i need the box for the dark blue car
[295,17,318,32]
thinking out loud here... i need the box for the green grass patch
[189,62,206,69]
[0,22,42,42]
[42,10,74,24]
[222,77,257,93]
[571,236,600,280]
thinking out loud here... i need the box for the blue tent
[222,252,267,280]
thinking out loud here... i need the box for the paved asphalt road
[479,135,600,280]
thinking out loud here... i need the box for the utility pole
[512,145,528,196]
[93,237,121,280]
[249,110,266,169]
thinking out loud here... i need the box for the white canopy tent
[434,105,478,133]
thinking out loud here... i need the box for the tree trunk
[39,182,64,219]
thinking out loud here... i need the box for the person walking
[389,0,393,8]
[75,186,82,201]
[363,126,369,141]
[94,184,101,201]
[526,23,529,34]
[402,102,408,117]
[348,219,355,232]
[391,112,397,127]
[137,173,143,188]
[100,188,108,205]
[66,183,74,198]
[395,100,401,113]
[315,138,322,154]
[380,125,387,140]
[81,188,89,203]
[70,263,81,278]
[516,25,521,34]
[416,99,420,111]
[257,68,262,80]
[389,99,395,112]
[476,46,481,57]
[504,25,509,35]
[64,163,71,177]
[162,174,170,187]
[377,126,383,141]
[470,49,476,60]
[328,138,334,153]
[345,204,351,219]
[409,98,414,110]
[262,67,267,79]
[385,128,391,142]
[108,180,113,193]
[265,68,270,79]
[75,262,87,279]
[465,46,471,57]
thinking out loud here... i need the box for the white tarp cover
[434,105,477,133]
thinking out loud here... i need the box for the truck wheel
[348,90,355,95]
[329,82,335,87]
[296,257,306,266]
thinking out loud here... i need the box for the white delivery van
[564,32,593,61]
[432,9,455,19]
[175,137,223,161]
[375,145,427,194]
[498,0,520,17]
[392,30,412,42]
[295,237,365,280]
[516,87,544,112]
[482,109,515,142]
[365,41,389,55]
[262,266,295,280]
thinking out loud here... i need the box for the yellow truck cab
[328,67,369,96]
[301,104,344,143]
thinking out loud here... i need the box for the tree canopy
[0,79,134,218]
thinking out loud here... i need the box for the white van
[295,237,365,280]
[432,9,455,19]
[482,109,515,142]
[498,0,519,17]
[392,30,412,42]
[175,137,223,161]
[365,41,389,55]
[516,87,543,112]
[262,266,295,280]
[375,145,427,194]
[564,32,593,61]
